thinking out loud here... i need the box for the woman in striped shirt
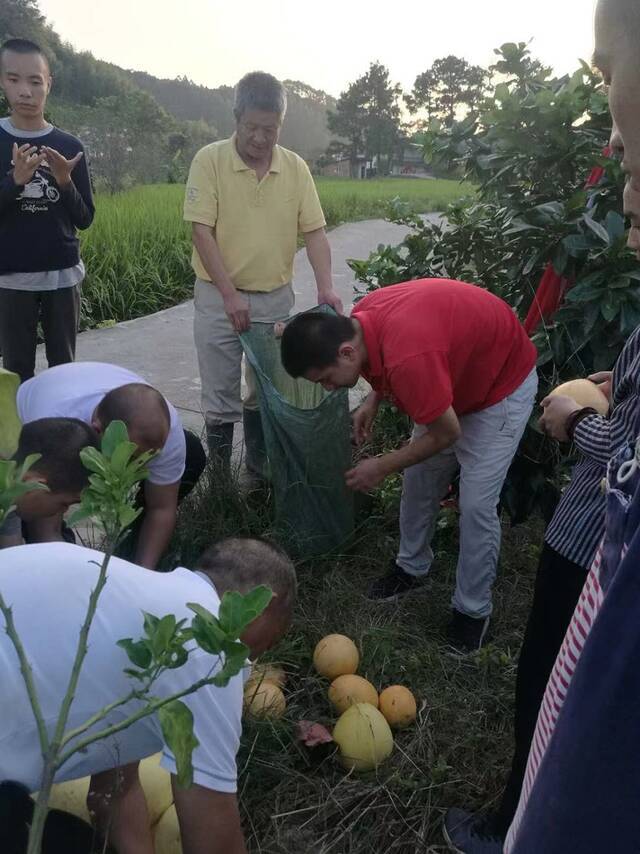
[444,297,640,853]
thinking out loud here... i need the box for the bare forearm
[192,227,236,298]
[304,229,333,293]
[379,430,457,476]
[134,507,177,569]
[88,767,154,854]
[174,785,247,854]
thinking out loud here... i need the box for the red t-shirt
[352,279,537,424]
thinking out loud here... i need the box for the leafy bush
[348,43,640,523]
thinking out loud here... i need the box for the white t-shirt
[0,543,244,792]
[17,362,186,485]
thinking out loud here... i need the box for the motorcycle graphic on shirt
[18,169,60,202]
[9,151,62,212]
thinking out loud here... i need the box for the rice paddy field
[78,178,473,329]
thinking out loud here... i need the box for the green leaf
[601,297,620,322]
[218,586,273,637]
[117,638,152,670]
[605,210,625,243]
[563,234,591,256]
[158,700,199,788]
[101,420,130,458]
[190,616,226,656]
[552,242,569,276]
[582,214,610,245]
[151,614,177,658]
[109,440,137,474]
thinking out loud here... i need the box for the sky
[37,0,597,97]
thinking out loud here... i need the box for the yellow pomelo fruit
[244,681,286,719]
[313,634,359,680]
[0,368,22,459]
[378,685,417,729]
[549,379,609,415]
[46,753,172,828]
[333,702,393,771]
[328,674,378,714]
[246,662,286,690]
[154,804,182,854]
[46,777,91,822]
[139,752,174,827]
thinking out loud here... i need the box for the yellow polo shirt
[183,136,326,292]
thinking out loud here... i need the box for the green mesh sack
[240,305,354,555]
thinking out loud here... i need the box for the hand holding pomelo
[548,378,609,415]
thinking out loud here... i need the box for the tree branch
[0,592,49,757]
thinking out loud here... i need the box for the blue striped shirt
[545,326,640,569]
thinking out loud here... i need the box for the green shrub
[348,43,640,523]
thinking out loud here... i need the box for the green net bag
[240,305,354,556]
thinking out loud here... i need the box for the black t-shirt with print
[0,124,95,274]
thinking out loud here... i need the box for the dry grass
[171,456,542,853]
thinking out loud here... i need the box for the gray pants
[0,286,80,382]
[397,369,538,618]
[193,279,294,425]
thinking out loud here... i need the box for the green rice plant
[79,178,473,328]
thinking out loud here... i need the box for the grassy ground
[169,415,541,854]
[78,178,473,329]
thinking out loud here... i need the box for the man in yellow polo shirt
[184,71,342,475]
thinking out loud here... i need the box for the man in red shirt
[281,278,537,649]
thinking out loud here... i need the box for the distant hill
[1,0,336,188]
[126,70,336,161]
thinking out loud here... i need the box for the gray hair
[233,72,287,122]
[196,537,297,615]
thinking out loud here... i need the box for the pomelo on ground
[313,634,359,680]
[379,685,417,729]
[246,662,286,690]
[332,702,393,771]
[328,674,378,714]
[244,681,286,719]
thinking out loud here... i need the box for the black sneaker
[443,808,504,853]
[446,610,490,652]
[366,562,425,602]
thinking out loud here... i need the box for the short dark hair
[280,312,356,377]
[0,39,50,73]
[196,537,297,614]
[14,418,99,493]
[234,71,287,121]
[95,383,170,448]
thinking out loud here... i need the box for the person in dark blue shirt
[0,38,94,382]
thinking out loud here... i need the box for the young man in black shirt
[0,38,94,382]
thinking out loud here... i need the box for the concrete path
[36,216,438,435]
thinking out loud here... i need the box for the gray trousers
[193,279,294,425]
[397,369,538,618]
[0,286,80,382]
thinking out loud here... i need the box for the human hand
[317,287,344,315]
[223,291,250,332]
[539,394,581,442]
[588,371,613,403]
[351,399,379,445]
[11,142,47,186]
[42,146,84,188]
[345,457,388,492]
